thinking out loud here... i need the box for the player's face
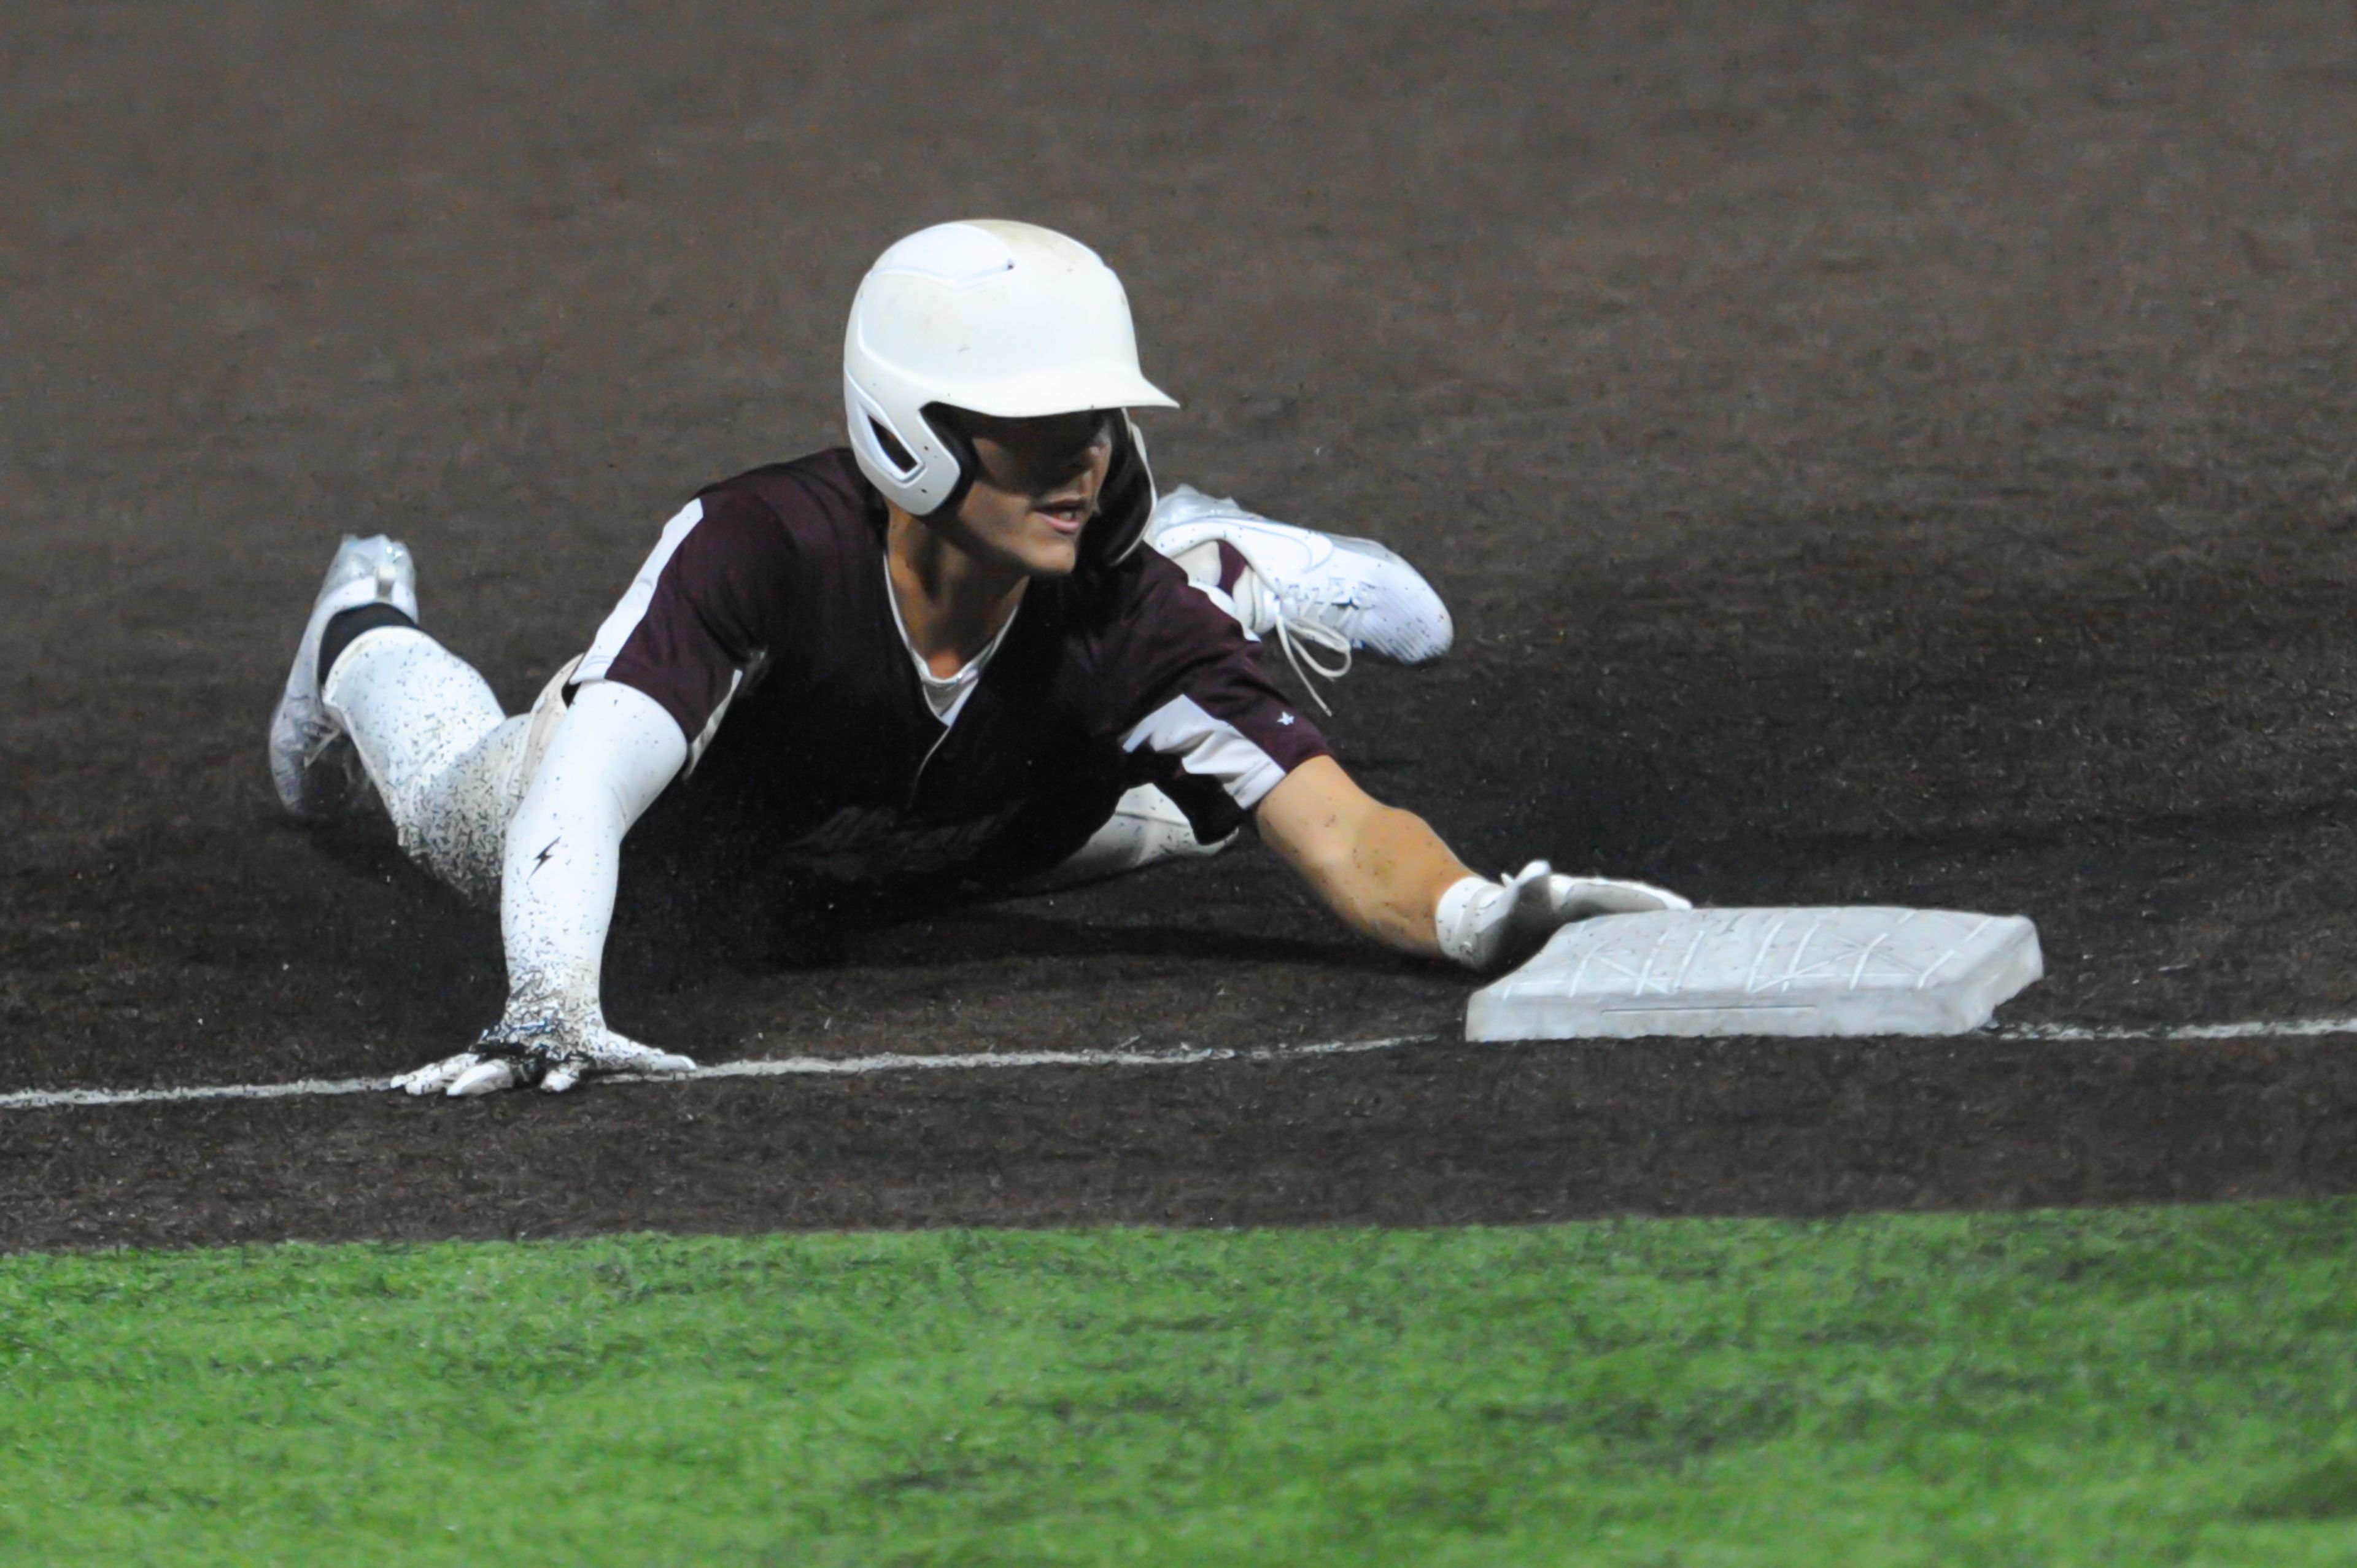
[941,409,1116,577]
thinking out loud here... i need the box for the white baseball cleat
[1146,485,1455,707]
[1022,783,1235,891]
[268,534,417,821]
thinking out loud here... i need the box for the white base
[1465,906,2044,1041]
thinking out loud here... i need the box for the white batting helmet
[843,220,1177,557]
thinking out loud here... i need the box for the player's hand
[392,1016,698,1097]
[1436,859,1690,972]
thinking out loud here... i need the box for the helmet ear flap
[847,375,961,514]
[1084,412,1157,570]
[916,404,981,520]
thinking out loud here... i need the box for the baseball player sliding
[268,220,1686,1096]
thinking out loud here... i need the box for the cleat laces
[1223,547,1355,716]
[1268,611,1352,716]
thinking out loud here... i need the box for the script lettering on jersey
[776,804,1024,882]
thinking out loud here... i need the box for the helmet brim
[932,365,1179,419]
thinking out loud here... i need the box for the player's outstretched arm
[393,680,692,1096]
[1254,757,1472,957]
[1255,756,1689,971]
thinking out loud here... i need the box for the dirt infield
[7,1,2357,1249]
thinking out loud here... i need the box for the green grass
[2,1205,2356,1565]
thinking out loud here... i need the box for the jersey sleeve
[574,487,794,767]
[1103,558,1332,841]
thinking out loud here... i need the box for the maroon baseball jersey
[575,448,1330,886]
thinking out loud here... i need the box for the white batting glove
[392,1013,697,1097]
[1434,859,1690,972]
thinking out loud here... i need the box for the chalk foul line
[1993,1016,2357,1043]
[0,1033,1440,1112]
[4,1015,2357,1113]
